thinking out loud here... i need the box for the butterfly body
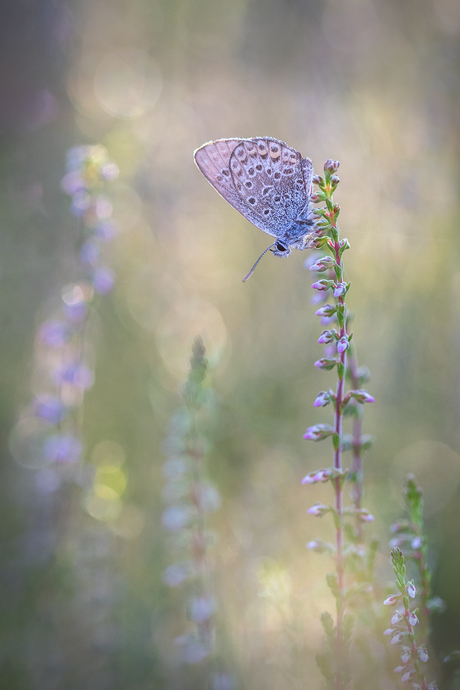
[193,137,317,266]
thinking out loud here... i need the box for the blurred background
[1,0,460,688]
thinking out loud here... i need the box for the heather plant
[384,476,447,690]
[162,337,234,690]
[11,145,119,483]
[302,160,376,689]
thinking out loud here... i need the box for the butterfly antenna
[242,243,277,282]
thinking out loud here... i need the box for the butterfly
[193,137,317,280]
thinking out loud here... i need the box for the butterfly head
[270,241,292,258]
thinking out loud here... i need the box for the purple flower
[408,611,419,626]
[324,159,340,173]
[34,394,66,424]
[418,646,429,662]
[303,424,335,441]
[307,503,329,517]
[333,282,347,298]
[55,363,94,390]
[312,279,333,292]
[64,302,87,323]
[93,267,115,294]
[314,391,332,408]
[80,240,100,266]
[337,336,349,353]
[401,670,416,682]
[315,304,336,318]
[96,221,118,242]
[391,632,405,645]
[60,171,85,196]
[70,190,91,216]
[38,319,68,347]
[161,504,193,532]
[406,582,417,598]
[44,433,82,463]
[318,330,335,345]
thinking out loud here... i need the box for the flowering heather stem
[303,160,375,690]
[384,547,437,690]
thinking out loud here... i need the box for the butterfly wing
[194,138,309,240]
[228,138,309,238]
[194,139,271,234]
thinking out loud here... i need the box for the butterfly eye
[276,241,288,252]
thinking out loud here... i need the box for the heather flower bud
[391,610,403,625]
[359,509,374,522]
[307,503,329,517]
[418,646,429,662]
[401,671,416,682]
[324,159,340,173]
[312,279,334,291]
[302,468,334,484]
[391,632,405,645]
[406,582,416,598]
[394,665,407,674]
[315,304,336,318]
[318,330,336,344]
[348,389,375,404]
[411,536,422,549]
[383,628,395,636]
[383,594,401,606]
[314,390,333,407]
[408,612,419,626]
[309,256,335,272]
[303,424,335,441]
[330,175,340,185]
[337,336,349,353]
[312,174,324,185]
[314,357,338,370]
[400,648,411,663]
[333,282,348,298]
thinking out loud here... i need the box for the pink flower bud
[418,646,429,662]
[333,282,347,297]
[394,665,407,674]
[391,632,405,645]
[337,337,349,353]
[359,510,374,522]
[324,159,340,173]
[411,536,422,549]
[383,628,395,636]
[401,670,416,682]
[312,174,323,185]
[318,330,335,344]
[408,612,419,626]
[400,648,411,663]
[312,279,333,291]
[315,304,336,317]
[391,610,403,625]
[314,391,332,407]
[383,594,400,606]
[307,503,328,516]
[406,582,417,598]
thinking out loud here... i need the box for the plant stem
[332,234,346,690]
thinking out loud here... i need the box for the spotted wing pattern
[194,137,311,240]
[228,138,308,237]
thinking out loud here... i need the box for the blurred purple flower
[34,394,66,424]
[44,433,82,463]
[93,267,115,294]
[80,240,100,266]
[38,319,68,347]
